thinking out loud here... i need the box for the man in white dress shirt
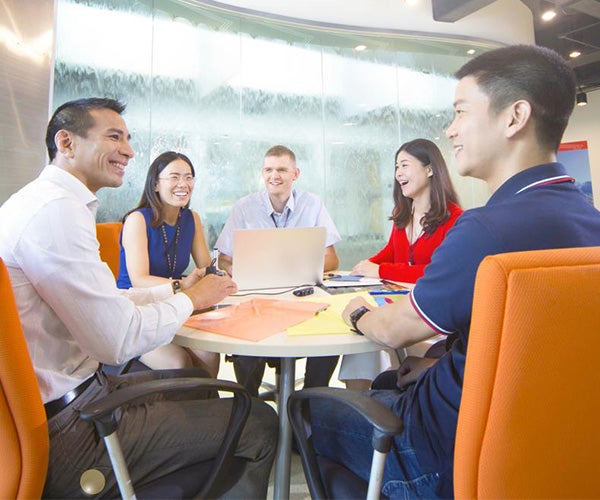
[0,97,277,498]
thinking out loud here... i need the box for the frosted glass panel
[53,0,495,268]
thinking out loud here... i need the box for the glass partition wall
[53,0,496,268]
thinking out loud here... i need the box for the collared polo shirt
[402,162,600,496]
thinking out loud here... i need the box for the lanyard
[160,211,182,278]
[270,210,289,228]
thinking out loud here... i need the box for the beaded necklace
[160,210,182,278]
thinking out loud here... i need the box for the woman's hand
[181,267,206,290]
[352,260,380,278]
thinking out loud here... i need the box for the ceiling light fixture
[569,50,581,58]
[354,44,367,52]
[576,92,587,106]
[541,1,557,21]
[467,49,475,55]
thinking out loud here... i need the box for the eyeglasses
[158,174,195,183]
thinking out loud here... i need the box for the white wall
[210,0,534,46]
[563,90,600,208]
[0,0,54,204]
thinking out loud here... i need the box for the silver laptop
[232,226,326,290]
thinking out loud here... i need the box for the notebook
[232,226,327,290]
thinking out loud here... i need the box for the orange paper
[184,298,329,341]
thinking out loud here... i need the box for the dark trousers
[232,355,339,397]
[43,370,278,498]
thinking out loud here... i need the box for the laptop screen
[232,226,326,290]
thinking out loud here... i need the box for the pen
[369,290,410,296]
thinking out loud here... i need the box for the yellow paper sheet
[287,291,377,336]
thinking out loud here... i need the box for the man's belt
[44,374,97,419]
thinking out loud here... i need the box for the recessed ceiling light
[569,50,581,58]
[541,9,556,21]
[467,49,476,55]
[355,45,367,52]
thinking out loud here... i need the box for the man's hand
[396,356,438,390]
[352,259,379,278]
[182,274,238,310]
[342,297,372,326]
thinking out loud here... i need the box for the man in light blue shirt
[216,145,340,274]
[215,145,341,396]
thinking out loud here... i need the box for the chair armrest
[288,387,403,450]
[287,387,403,500]
[80,377,251,499]
[80,377,248,434]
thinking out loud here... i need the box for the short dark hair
[456,44,575,152]
[391,138,459,235]
[264,145,296,164]
[45,97,126,161]
[124,151,195,227]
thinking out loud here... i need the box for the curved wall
[50,0,536,268]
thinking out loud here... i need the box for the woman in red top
[352,138,462,283]
[341,139,462,389]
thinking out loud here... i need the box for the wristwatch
[349,306,370,335]
[171,279,182,294]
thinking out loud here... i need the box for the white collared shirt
[0,165,193,403]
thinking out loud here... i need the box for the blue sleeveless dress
[116,207,195,289]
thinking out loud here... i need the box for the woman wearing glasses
[117,151,219,376]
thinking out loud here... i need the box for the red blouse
[369,203,463,283]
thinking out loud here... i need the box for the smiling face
[154,158,195,208]
[445,75,507,182]
[261,154,299,200]
[68,108,134,193]
[395,150,432,201]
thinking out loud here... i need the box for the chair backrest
[0,258,49,498]
[454,247,600,498]
[97,222,123,279]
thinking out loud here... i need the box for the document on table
[287,291,378,336]
[184,298,329,341]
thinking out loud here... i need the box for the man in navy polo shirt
[310,44,600,498]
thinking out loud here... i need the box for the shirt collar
[487,162,571,206]
[261,189,297,215]
[40,164,100,215]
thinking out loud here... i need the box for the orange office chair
[288,246,600,499]
[0,259,49,498]
[0,258,252,498]
[96,222,123,279]
[454,246,600,498]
